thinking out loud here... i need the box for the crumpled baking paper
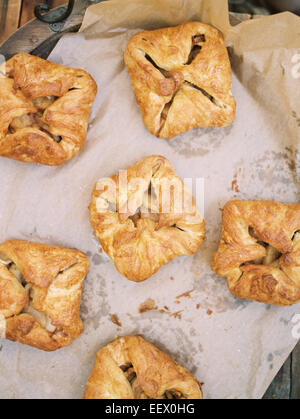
[0,0,299,399]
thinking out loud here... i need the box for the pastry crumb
[171,310,183,319]
[196,304,200,309]
[176,289,194,299]
[110,314,122,327]
[231,169,241,193]
[170,276,174,280]
[139,298,157,313]
[206,309,213,315]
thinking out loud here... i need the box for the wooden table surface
[0,0,299,400]
[0,0,66,44]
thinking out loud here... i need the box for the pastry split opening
[144,53,170,79]
[120,363,186,399]
[96,160,191,234]
[241,226,283,268]
[185,33,206,65]
[8,95,62,143]
[0,254,57,333]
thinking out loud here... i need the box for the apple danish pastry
[211,200,300,305]
[0,52,97,165]
[89,155,205,282]
[0,240,89,351]
[124,21,235,139]
[84,336,203,399]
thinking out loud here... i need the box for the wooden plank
[0,0,91,58]
[20,0,67,27]
[0,0,22,44]
[291,341,300,399]
[263,355,291,399]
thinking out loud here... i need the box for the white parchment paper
[0,0,299,399]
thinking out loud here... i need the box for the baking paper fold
[0,0,299,399]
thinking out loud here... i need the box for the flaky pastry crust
[124,21,235,139]
[0,240,89,351]
[211,200,300,306]
[0,52,97,165]
[89,155,205,282]
[84,335,203,399]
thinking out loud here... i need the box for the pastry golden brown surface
[89,155,205,282]
[84,335,203,399]
[0,52,97,165]
[211,200,300,306]
[124,21,235,139]
[0,240,89,351]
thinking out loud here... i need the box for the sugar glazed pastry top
[84,335,203,399]
[0,52,97,165]
[211,200,300,306]
[124,21,235,139]
[89,155,205,282]
[0,240,89,351]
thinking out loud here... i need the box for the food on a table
[124,21,235,139]
[0,52,97,165]
[211,200,300,305]
[84,335,203,399]
[89,155,205,282]
[0,240,89,351]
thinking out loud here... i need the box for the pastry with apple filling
[84,336,203,399]
[124,21,235,139]
[0,240,89,351]
[0,52,97,165]
[211,200,300,305]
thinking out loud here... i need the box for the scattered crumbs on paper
[139,299,184,319]
[139,298,157,313]
[176,289,194,299]
[174,300,181,304]
[171,310,183,319]
[196,304,200,310]
[110,314,122,327]
[231,169,241,193]
[170,276,174,280]
[206,309,213,316]
[291,110,300,126]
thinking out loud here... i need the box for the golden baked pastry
[211,200,300,306]
[84,335,203,399]
[0,240,89,351]
[124,21,235,139]
[89,155,205,282]
[0,52,97,165]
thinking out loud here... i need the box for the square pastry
[84,335,203,399]
[124,22,235,139]
[0,52,97,165]
[211,200,300,306]
[89,155,205,282]
[0,240,89,351]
